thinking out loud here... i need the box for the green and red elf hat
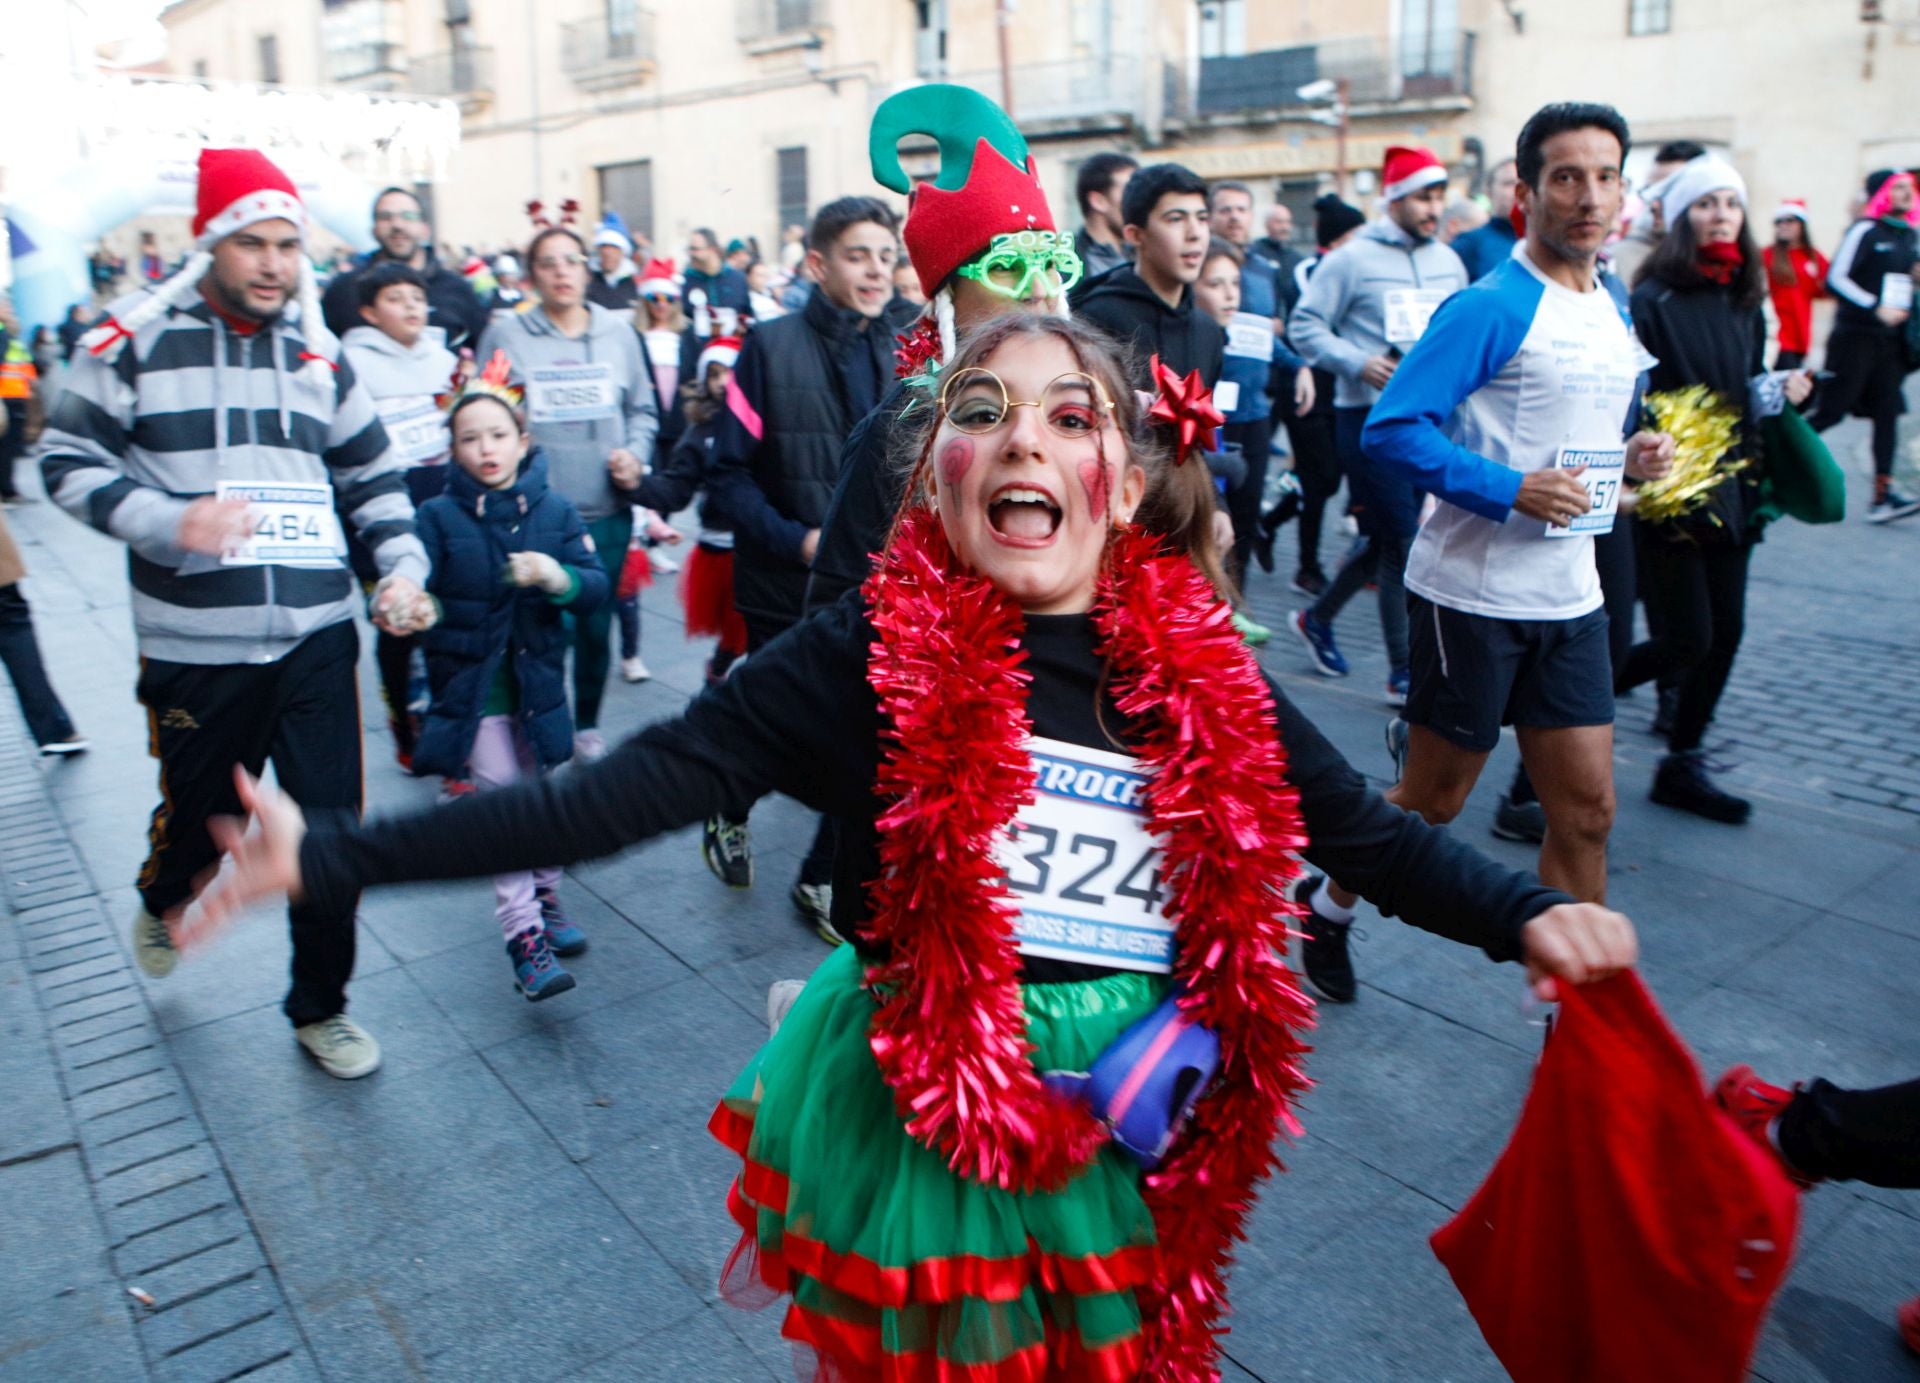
[870,84,1057,300]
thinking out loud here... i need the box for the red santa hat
[639,257,679,298]
[83,148,335,387]
[696,334,741,376]
[1381,145,1448,203]
[1771,197,1810,226]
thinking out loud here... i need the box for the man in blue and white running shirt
[1347,103,1673,908]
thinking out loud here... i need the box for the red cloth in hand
[1431,972,1799,1383]
[616,544,653,601]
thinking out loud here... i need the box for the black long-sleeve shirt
[302,594,1568,980]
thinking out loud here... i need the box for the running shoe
[294,1014,382,1078]
[620,655,651,684]
[1491,791,1547,844]
[1231,611,1273,646]
[1290,609,1350,677]
[647,548,681,575]
[1712,1065,1819,1189]
[39,734,89,757]
[1289,873,1356,1004]
[574,729,607,763]
[505,929,576,1002]
[1289,569,1329,599]
[131,906,176,979]
[791,881,844,946]
[703,816,754,889]
[1651,750,1751,824]
[1384,716,1410,784]
[1386,666,1409,707]
[1866,489,1920,524]
[1898,1296,1919,1356]
[535,886,587,956]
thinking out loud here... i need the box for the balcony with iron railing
[562,11,659,90]
[875,56,1149,137]
[1175,31,1475,122]
[407,45,495,115]
[323,40,405,88]
[736,0,825,51]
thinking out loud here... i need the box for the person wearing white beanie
[1652,154,1748,231]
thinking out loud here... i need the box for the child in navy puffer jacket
[415,383,608,1000]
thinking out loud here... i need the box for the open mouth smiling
[986,483,1063,546]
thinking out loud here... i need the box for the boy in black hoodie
[1074,163,1225,389]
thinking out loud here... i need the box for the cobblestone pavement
[2,409,1916,1382]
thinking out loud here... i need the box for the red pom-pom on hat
[192,148,305,249]
[1381,145,1448,202]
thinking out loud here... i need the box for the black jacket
[636,327,701,461]
[707,289,895,629]
[587,271,640,314]
[321,251,488,351]
[1074,266,1226,389]
[1826,215,1919,337]
[620,412,730,536]
[805,378,916,613]
[302,596,1570,979]
[1630,274,1769,545]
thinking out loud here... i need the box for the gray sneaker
[131,907,177,979]
[294,1014,382,1080]
[790,882,843,946]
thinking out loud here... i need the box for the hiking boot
[1491,790,1548,844]
[535,886,587,956]
[294,1014,382,1079]
[791,881,844,946]
[1713,1065,1819,1189]
[703,816,753,889]
[1651,750,1751,824]
[505,929,576,1002]
[131,906,177,979]
[1290,609,1349,677]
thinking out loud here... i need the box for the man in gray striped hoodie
[35,148,431,1080]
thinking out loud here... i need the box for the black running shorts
[1405,596,1614,753]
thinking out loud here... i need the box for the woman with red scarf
[171,316,1638,1382]
[1762,200,1828,370]
[1620,158,1814,824]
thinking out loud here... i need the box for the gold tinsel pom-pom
[1636,385,1745,524]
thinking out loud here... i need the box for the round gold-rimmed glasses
[938,368,1115,439]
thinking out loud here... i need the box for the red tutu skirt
[681,543,747,651]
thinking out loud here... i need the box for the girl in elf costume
[180,312,1635,1381]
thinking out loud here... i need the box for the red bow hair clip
[1146,354,1224,466]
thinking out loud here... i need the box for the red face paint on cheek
[937,438,974,491]
[1078,459,1112,519]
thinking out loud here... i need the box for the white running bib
[526,363,618,424]
[216,480,345,567]
[1881,273,1914,313]
[995,737,1174,974]
[1383,287,1450,346]
[376,395,449,468]
[1544,446,1626,539]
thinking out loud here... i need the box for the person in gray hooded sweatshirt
[1287,144,1467,709]
[479,225,658,760]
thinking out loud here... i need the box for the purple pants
[469,715,561,939]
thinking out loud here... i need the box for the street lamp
[1296,77,1350,198]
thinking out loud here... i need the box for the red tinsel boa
[861,509,1317,1380]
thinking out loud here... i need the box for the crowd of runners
[2,81,1917,1381]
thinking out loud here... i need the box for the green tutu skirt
[708,944,1168,1381]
